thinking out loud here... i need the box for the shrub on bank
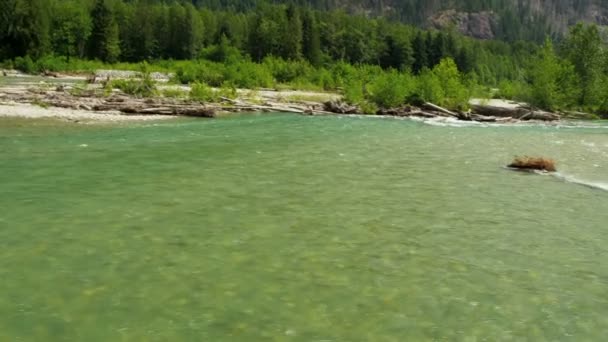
[13,56,36,74]
[4,55,482,112]
[223,61,274,89]
[162,87,188,98]
[174,61,225,86]
[189,81,238,102]
[432,58,469,110]
[110,63,157,97]
[343,79,365,105]
[368,71,415,108]
[190,82,218,102]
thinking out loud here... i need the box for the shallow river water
[1,114,608,341]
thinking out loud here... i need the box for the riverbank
[0,103,175,122]
[0,71,570,123]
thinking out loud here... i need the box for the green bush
[312,68,336,90]
[110,63,157,97]
[463,72,491,99]
[415,68,444,105]
[343,79,365,105]
[432,58,469,109]
[173,61,225,86]
[368,71,415,108]
[358,101,378,115]
[200,37,243,63]
[218,82,238,99]
[190,82,219,102]
[263,57,312,84]
[223,61,274,89]
[36,55,69,72]
[14,56,36,74]
[110,79,141,96]
[496,79,527,100]
[329,62,358,88]
[162,87,188,98]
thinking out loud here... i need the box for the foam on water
[553,172,608,192]
[410,115,608,130]
[524,169,608,192]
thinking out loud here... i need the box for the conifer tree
[88,0,121,62]
[283,5,303,60]
[412,32,428,73]
[561,23,603,107]
[302,10,322,66]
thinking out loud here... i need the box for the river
[1,114,607,340]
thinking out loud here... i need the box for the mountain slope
[230,0,608,41]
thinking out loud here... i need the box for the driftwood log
[323,100,359,114]
[471,102,560,121]
[94,104,216,117]
[519,110,560,121]
[422,102,458,117]
[470,102,530,118]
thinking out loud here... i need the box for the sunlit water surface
[1,114,608,341]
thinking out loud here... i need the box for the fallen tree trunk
[323,100,359,114]
[470,114,497,122]
[422,102,458,117]
[519,110,560,121]
[377,106,415,117]
[412,111,438,118]
[470,103,530,118]
[91,102,216,117]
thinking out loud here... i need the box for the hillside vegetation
[1,0,607,115]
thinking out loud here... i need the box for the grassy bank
[3,51,607,118]
[2,55,489,114]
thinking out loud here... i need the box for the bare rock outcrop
[428,10,497,39]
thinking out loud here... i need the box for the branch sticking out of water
[508,156,557,172]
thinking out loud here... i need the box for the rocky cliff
[426,0,608,39]
[322,0,608,40]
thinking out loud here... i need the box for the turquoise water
[1,114,608,341]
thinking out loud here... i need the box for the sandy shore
[0,102,174,122]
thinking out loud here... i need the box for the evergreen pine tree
[412,32,428,73]
[283,5,303,60]
[302,10,322,66]
[88,0,121,62]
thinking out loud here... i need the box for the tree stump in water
[508,156,556,172]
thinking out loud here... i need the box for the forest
[1,0,607,115]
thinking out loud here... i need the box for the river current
[1,114,607,340]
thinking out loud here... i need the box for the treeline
[504,23,608,114]
[1,0,607,115]
[0,0,529,80]
[193,0,590,41]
